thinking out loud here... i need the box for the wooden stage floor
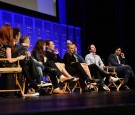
[0,90,135,115]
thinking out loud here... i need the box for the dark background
[65,0,135,72]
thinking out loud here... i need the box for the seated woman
[0,24,25,97]
[45,40,78,81]
[31,39,71,94]
[63,43,92,93]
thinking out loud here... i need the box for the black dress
[0,42,16,97]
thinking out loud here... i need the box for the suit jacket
[108,53,125,66]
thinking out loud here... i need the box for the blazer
[108,53,125,66]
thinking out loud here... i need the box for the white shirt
[116,55,121,64]
[85,53,104,69]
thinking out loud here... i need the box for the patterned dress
[0,42,15,67]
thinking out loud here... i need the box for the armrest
[104,66,116,74]
[0,58,22,73]
[0,58,21,68]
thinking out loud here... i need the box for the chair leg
[89,83,98,92]
[15,74,25,97]
[71,81,82,93]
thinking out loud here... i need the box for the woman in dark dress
[0,24,25,97]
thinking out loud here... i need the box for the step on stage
[0,90,135,115]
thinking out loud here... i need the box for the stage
[0,90,135,115]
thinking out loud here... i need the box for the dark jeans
[20,57,41,91]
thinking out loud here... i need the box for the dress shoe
[53,88,68,94]
[59,75,74,82]
[39,88,52,95]
[103,85,110,91]
[109,76,119,82]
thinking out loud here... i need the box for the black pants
[116,65,135,88]
[88,64,106,90]
[43,66,60,89]
[45,60,62,79]
[65,62,89,89]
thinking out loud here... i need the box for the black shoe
[39,88,52,95]
[82,87,91,93]
[98,88,108,92]
[86,78,94,84]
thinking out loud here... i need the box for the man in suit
[108,46,135,89]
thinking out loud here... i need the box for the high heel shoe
[53,88,68,94]
[72,77,79,82]
[59,75,74,82]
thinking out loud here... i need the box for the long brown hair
[32,39,46,57]
[0,24,14,51]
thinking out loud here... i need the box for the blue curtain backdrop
[0,9,81,58]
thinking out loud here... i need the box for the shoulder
[95,54,100,57]
[63,52,70,56]
[85,53,91,57]
[109,53,115,57]
[85,54,90,58]
[85,53,90,56]
[1,42,12,48]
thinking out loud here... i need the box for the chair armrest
[0,58,22,72]
[0,58,21,67]
[104,66,116,74]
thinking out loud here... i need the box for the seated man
[108,46,135,89]
[85,44,119,91]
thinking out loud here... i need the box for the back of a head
[13,28,20,38]
[0,24,13,44]
[20,36,29,44]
